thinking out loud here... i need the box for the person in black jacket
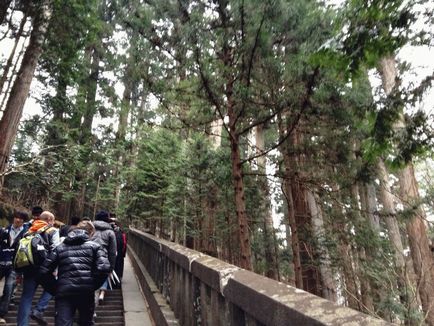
[0,210,28,324]
[92,210,116,304]
[39,221,110,326]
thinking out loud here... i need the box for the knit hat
[95,210,110,222]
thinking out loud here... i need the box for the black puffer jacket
[39,229,110,297]
[92,220,117,270]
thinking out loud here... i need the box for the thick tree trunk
[255,125,279,280]
[0,0,51,176]
[0,0,12,25]
[0,11,28,99]
[283,177,303,288]
[377,159,419,325]
[198,119,221,256]
[79,46,100,144]
[0,37,27,113]
[113,62,133,210]
[338,232,360,310]
[379,56,434,325]
[277,113,303,288]
[306,190,337,301]
[209,118,223,149]
[351,184,375,313]
[399,163,434,325]
[331,182,360,310]
[227,99,252,270]
[283,209,296,286]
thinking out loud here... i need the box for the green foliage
[2,0,434,322]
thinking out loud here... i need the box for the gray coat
[92,221,117,271]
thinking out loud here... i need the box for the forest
[1,0,434,324]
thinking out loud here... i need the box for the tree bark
[0,11,28,99]
[113,60,133,210]
[306,190,337,301]
[79,45,100,144]
[399,163,434,325]
[255,124,279,280]
[377,159,419,325]
[379,55,434,325]
[351,183,375,313]
[278,113,303,288]
[0,0,12,25]
[228,109,252,269]
[0,0,51,176]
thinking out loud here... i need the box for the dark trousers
[55,294,95,326]
[0,264,15,317]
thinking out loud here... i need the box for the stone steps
[2,286,125,325]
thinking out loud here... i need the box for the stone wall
[128,228,393,326]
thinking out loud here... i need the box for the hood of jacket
[93,220,112,231]
[29,219,49,233]
[63,229,89,245]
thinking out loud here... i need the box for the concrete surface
[123,254,154,326]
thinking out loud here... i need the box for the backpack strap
[24,225,51,237]
[36,225,52,234]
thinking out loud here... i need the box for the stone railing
[128,228,392,326]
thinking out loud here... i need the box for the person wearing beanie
[92,210,117,304]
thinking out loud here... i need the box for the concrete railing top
[129,228,392,326]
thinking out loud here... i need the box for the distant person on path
[39,220,110,326]
[29,206,43,225]
[110,217,126,284]
[16,210,60,326]
[59,216,81,238]
[0,210,28,325]
[92,210,116,304]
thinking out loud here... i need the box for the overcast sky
[1,2,433,123]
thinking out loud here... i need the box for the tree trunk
[0,0,12,25]
[255,124,279,280]
[113,61,133,210]
[278,113,303,288]
[228,124,252,269]
[284,219,296,286]
[0,0,51,176]
[330,181,360,310]
[379,55,434,325]
[377,159,419,325]
[209,118,223,149]
[306,190,337,301]
[351,183,375,313]
[79,46,100,144]
[0,11,28,99]
[399,163,434,325]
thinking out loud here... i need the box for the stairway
[3,286,125,325]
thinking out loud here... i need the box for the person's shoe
[30,310,47,326]
[0,317,6,324]
[98,291,105,305]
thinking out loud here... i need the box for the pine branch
[0,144,67,177]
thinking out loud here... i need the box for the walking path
[122,254,153,326]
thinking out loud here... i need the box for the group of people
[0,207,127,326]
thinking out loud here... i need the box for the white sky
[0,2,433,150]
